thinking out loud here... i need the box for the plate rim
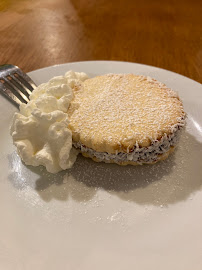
[27,60,201,86]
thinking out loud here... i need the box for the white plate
[0,61,202,270]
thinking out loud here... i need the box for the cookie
[68,74,185,165]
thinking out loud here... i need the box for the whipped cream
[10,71,88,173]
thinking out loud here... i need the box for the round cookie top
[68,74,185,153]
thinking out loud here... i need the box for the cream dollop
[10,70,88,173]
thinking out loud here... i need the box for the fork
[0,64,37,107]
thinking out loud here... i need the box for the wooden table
[0,0,201,83]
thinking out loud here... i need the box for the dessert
[10,71,185,173]
[69,74,185,165]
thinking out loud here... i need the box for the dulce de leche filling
[73,121,184,164]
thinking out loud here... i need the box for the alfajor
[68,74,185,165]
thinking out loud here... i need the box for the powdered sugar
[69,74,185,153]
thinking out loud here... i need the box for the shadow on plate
[8,131,202,206]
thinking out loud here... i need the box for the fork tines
[0,64,36,107]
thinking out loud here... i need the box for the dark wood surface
[0,0,201,83]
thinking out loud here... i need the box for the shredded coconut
[73,124,184,164]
